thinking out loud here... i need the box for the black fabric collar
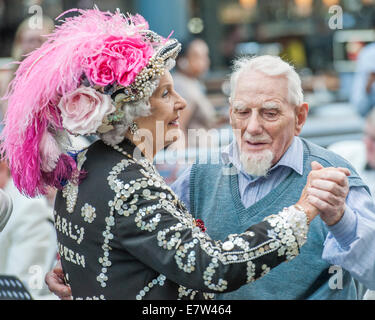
[117,137,146,159]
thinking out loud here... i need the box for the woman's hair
[229,55,303,107]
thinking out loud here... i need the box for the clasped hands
[298,161,350,226]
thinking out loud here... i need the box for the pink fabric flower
[85,35,154,87]
[58,86,115,135]
[87,56,116,87]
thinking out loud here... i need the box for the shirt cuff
[327,206,358,249]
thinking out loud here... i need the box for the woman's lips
[168,117,179,127]
[168,117,180,127]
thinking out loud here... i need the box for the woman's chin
[164,134,184,149]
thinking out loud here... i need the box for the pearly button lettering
[222,241,234,251]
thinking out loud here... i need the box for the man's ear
[294,102,308,136]
[228,98,233,126]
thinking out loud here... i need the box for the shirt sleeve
[322,186,375,290]
[114,162,308,294]
[170,165,192,212]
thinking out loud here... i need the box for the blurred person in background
[0,14,58,300]
[0,160,57,299]
[0,15,55,121]
[173,38,228,147]
[329,108,375,300]
[11,15,55,64]
[220,24,248,68]
[350,37,375,118]
[329,108,375,196]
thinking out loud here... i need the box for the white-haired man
[172,55,375,299]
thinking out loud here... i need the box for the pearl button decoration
[222,241,234,251]
[83,142,310,299]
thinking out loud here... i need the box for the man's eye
[236,110,249,115]
[263,111,278,119]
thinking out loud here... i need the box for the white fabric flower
[58,86,116,135]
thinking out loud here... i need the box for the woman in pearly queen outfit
[1,8,325,300]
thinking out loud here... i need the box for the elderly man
[172,55,375,299]
[46,55,375,300]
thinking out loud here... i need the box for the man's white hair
[229,55,304,107]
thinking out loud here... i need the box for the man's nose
[245,113,263,135]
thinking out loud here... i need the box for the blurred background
[2,0,375,146]
[1,1,375,189]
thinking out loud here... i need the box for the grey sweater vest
[189,138,368,299]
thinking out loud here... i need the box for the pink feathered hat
[0,8,181,197]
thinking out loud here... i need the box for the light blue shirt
[350,42,375,117]
[172,136,375,289]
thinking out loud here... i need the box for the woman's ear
[294,103,308,136]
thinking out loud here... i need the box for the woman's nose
[175,93,187,111]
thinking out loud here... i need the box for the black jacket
[54,139,301,300]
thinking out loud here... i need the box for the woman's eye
[162,89,169,97]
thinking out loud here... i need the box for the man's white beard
[240,149,274,177]
[239,132,274,177]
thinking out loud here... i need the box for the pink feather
[39,130,61,172]
[41,154,77,190]
[1,8,153,197]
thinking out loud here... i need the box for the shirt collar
[221,136,304,177]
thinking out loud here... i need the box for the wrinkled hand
[45,260,72,300]
[297,166,321,222]
[306,161,350,226]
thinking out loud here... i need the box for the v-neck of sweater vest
[228,140,310,225]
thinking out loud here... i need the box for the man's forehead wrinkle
[233,95,284,109]
[235,72,289,101]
